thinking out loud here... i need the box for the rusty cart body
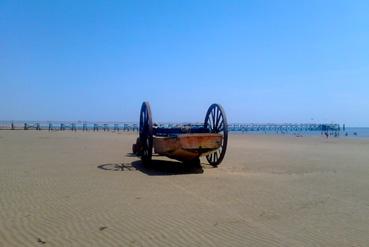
[132,102,228,166]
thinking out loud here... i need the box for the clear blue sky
[1,0,368,126]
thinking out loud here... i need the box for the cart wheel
[139,102,153,163]
[204,104,228,167]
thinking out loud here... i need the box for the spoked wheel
[139,102,153,163]
[204,104,228,167]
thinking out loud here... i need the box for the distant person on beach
[325,132,329,138]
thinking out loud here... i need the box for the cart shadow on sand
[97,155,212,176]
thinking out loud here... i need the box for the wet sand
[1,130,369,246]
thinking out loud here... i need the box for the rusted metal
[153,133,222,161]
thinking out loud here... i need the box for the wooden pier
[1,122,340,133]
[227,123,340,132]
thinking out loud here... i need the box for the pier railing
[0,122,341,132]
[227,123,340,132]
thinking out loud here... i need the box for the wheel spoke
[216,108,223,127]
[214,107,218,128]
[216,117,223,131]
[216,112,221,130]
[207,119,211,131]
[211,109,216,130]
[214,108,218,130]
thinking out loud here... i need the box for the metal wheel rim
[204,104,228,166]
[139,102,153,162]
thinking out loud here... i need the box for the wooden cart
[132,102,228,166]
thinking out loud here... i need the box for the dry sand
[1,130,369,246]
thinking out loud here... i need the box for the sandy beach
[1,130,369,246]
